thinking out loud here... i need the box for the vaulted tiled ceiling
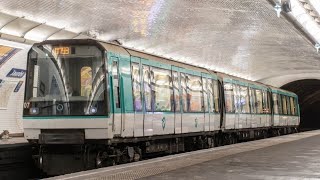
[0,0,320,86]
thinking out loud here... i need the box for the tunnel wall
[0,44,28,134]
[281,79,320,130]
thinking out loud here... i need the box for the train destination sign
[53,46,70,55]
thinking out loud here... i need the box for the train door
[201,74,210,132]
[208,79,215,131]
[109,56,122,136]
[109,55,134,137]
[141,63,153,136]
[172,66,182,134]
[249,87,257,128]
[131,57,144,137]
[233,83,241,129]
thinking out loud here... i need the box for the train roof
[33,39,298,97]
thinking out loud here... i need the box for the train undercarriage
[32,126,298,176]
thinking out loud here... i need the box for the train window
[213,80,220,113]
[80,66,92,97]
[131,63,142,111]
[151,67,173,112]
[272,93,279,114]
[255,89,263,114]
[173,71,180,112]
[249,88,256,114]
[240,86,250,113]
[202,78,209,112]
[112,61,121,108]
[233,85,240,113]
[294,98,298,115]
[142,65,152,112]
[266,91,271,114]
[224,83,234,113]
[286,96,291,115]
[281,95,288,115]
[277,94,283,115]
[208,80,214,112]
[290,97,296,115]
[187,75,203,112]
[262,91,269,114]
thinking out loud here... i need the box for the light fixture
[315,43,320,53]
[274,0,282,18]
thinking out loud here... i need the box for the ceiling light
[315,43,320,53]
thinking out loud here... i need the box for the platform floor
[49,130,320,180]
[145,133,320,180]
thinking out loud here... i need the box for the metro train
[23,39,300,175]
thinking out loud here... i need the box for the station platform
[0,137,28,147]
[49,130,320,180]
[0,137,34,180]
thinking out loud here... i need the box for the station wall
[0,41,29,135]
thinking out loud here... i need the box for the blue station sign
[6,68,26,78]
[13,81,24,92]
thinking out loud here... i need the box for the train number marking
[162,117,166,130]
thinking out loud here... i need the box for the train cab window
[224,83,234,113]
[281,95,288,115]
[255,89,263,114]
[202,78,209,112]
[151,67,173,112]
[131,63,142,111]
[24,45,107,116]
[213,80,220,113]
[181,73,188,112]
[142,65,152,112]
[173,71,181,112]
[80,67,92,97]
[187,75,203,112]
[272,93,279,114]
[112,61,121,108]
[240,86,250,113]
[290,97,296,115]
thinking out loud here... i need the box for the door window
[173,71,181,112]
[112,61,120,108]
[224,83,234,113]
[142,65,152,112]
[131,63,142,111]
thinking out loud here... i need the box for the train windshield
[24,44,107,116]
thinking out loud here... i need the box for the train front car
[23,40,109,175]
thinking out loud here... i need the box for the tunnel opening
[281,79,320,131]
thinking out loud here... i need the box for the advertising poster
[13,81,24,93]
[0,45,20,68]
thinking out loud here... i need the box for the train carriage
[23,39,300,175]
[271,88,300,133]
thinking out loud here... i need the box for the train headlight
[90,107,97,114]
[30,107,39,115]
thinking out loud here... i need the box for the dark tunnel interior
[281,79,320,130]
